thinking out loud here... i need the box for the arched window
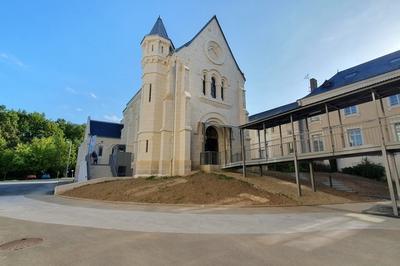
[211,77,216,98]
[202,75,206,95]
[221,81,224,101]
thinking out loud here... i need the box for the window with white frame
[311,134,324,152]
[389,94,400,107]
[394,123,400,141]
[287,142,293,154]
[344,105,358,116]
[309,115,320,122]
[347,128,363,147]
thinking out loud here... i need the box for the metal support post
[309,161,316,192]
[240,128,247,178]
[372,91,398,216]
[291,115,302,197]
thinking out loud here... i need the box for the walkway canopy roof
[243,50,400,130]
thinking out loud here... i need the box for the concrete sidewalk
[1,196,399,265]
[0,196,398,234]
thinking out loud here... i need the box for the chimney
[310,78,318,92]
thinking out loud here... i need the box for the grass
[216,174,233,180]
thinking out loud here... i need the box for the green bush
[268,161,334,173]
[341,158,385,180]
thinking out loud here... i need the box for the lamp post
[65,140,72,178]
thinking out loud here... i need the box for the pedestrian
[91,151,98,164]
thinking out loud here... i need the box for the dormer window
[344,105,358,116]
[211,77,216,98]
[344,72,357,79]
[390,57,400,64]
[389,94,400,107]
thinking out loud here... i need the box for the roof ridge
[90,119,123,125]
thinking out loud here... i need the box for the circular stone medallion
[205,40,225,65]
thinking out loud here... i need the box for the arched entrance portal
[205,126,218,152]
[201,126,219,165]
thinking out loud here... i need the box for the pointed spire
[148,17,169,40]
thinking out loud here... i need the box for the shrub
[341,158,385,180]
[268,161,334,173]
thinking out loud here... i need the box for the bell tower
[135,17,173,176]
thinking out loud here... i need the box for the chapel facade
[76,16,248,179]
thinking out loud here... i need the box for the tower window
[149,84,152,102]
[202,75,206,95]
[161,46,164,53]
[221,81,224,100]
[211,77,216,98]
[145,140,149,153]
[151,45,154,52]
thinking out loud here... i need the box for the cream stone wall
[175,18,247,169]
[121,90,141,172]
[119,17,248,177]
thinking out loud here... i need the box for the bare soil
[62,171,386,206]
[62,172,297,206]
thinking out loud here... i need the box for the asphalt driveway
[0,179,73,196]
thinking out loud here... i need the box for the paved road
[0,195,399,265]
[0,180,73,196]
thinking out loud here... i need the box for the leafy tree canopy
[0,105,85,180]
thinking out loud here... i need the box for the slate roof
[148,17,170,40]
[249,49,400,123]
[89,120,123,139]
[305,49,400,98]
[249,102,299,122]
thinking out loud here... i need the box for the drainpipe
[171,59,178,176]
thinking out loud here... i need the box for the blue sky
[1,0,400,124]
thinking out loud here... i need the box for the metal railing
[222,115,400,167]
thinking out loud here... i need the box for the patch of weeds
[145,176,157,180]
[216,174,233,180]
[160,176,174,180]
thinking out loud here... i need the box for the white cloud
[103,114,121,123]
[65,86,78,94]
[75,107,83,112]
[0,52,27,68]
[89,92,97,99]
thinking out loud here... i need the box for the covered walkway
[223,51,400,216]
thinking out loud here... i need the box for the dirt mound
[62,173,296,206]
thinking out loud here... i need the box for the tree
[0,105,86,179]
[0,137,16,179]
[0,105,20,147]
